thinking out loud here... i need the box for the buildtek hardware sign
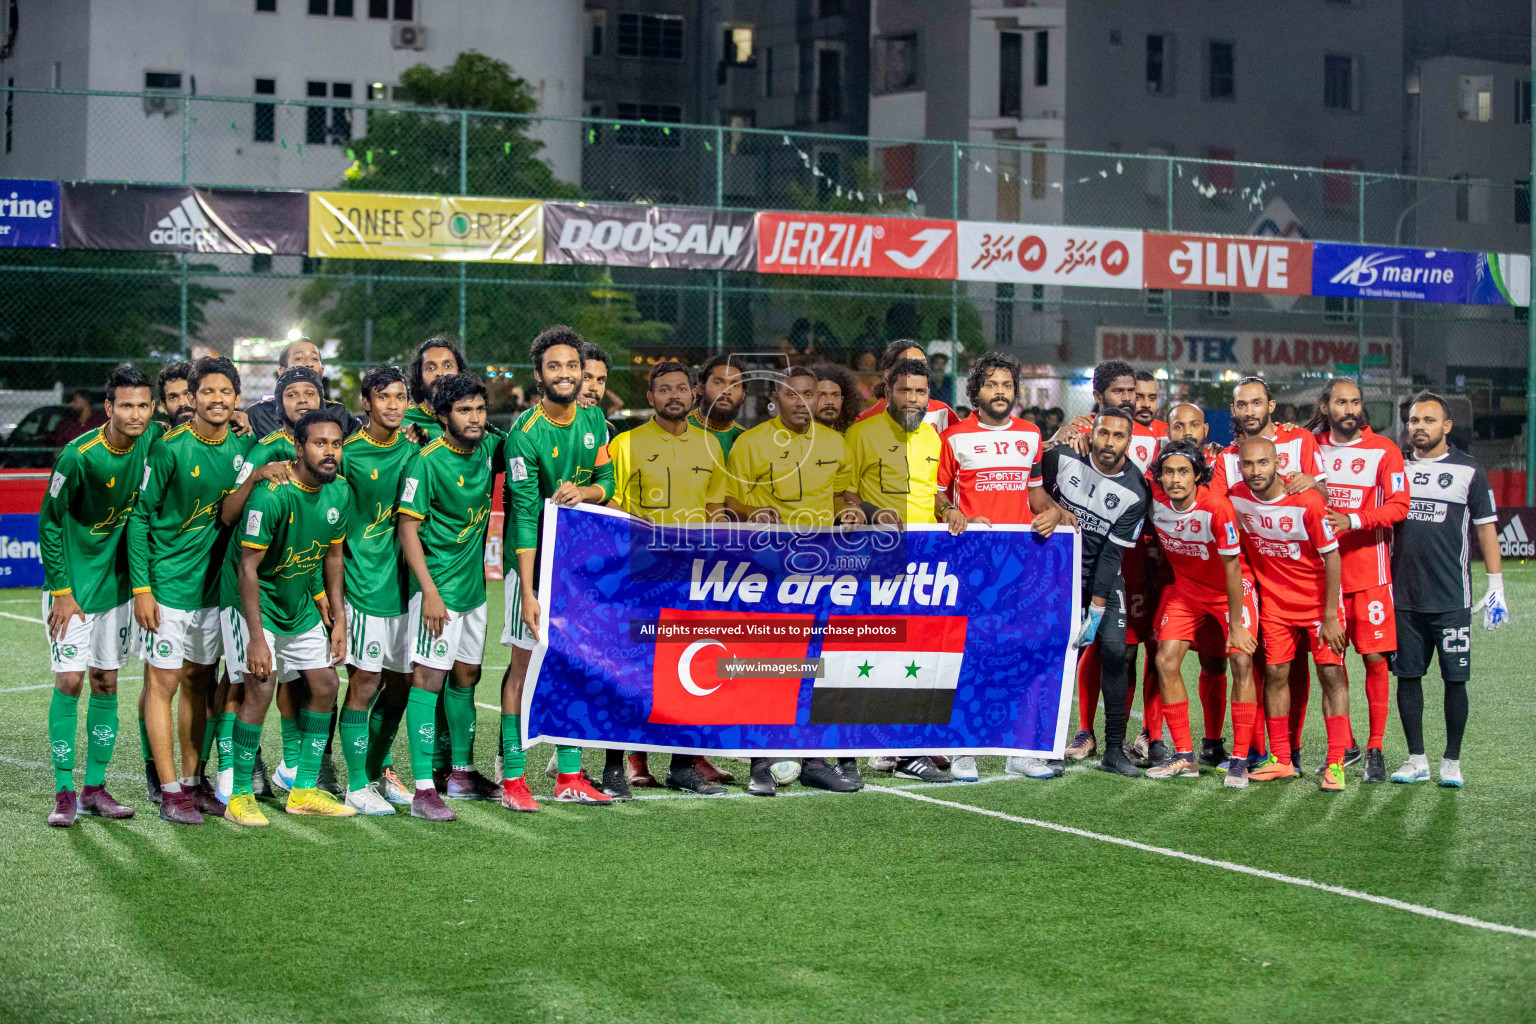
[1097,327,1393,372]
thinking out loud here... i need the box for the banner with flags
[521,504,1081,757]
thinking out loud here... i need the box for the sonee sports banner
[521,504,1081,757]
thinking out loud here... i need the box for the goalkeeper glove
[1474,572,1510,630]
[1074,603,1106,649]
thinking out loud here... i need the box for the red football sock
[1141,655,1163,739]
[1266,716,1292,767]
[1164,701,1193,752]
[1076,645,1101,734]
[1250,671,1267,756]
[1230,702,1257,760]
[1324,714,1351,767]
[1364,658,1389,750]
[1198,670,1228,740]
[1287,659,1311,751]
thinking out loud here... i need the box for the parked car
[0,405,72,468]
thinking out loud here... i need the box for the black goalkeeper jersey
[1392,448,1498,613]
[1041,446,1148,595]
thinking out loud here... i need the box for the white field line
[878,786,1536,940]
[0,611,44,625]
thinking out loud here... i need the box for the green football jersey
[127,422,256,611]
[687,412,744,460]
[232,476,350,635]
[339,427,416,617]
[215,429,297,610]
[504,402,614,553]
[403,402,440,440]
[38,426,155,614]
[395,434,494,613]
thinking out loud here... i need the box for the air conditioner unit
[143,92,182,117]
[392,24,427,50]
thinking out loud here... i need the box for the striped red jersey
[1315,426,1409,591]
[937,414,1043,524]
[1210,424,1327,498]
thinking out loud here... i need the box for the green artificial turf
[0,567,1531,1022]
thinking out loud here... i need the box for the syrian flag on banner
[811,615,968,726]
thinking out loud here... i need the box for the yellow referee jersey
[844,410,942,524]
[608,418,727,524]
[726,416,853,526]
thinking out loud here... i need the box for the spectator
[48,389,106,448]
[244,337,361,437]
[930,353,956,408]
[1042,407,1065,436]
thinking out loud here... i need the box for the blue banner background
[1311,242,1473,303]
[0,513,44,587]
[523,505,1080,757]
[0,179,59,248]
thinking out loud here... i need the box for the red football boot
[626,752,660,788]
[499,776,539,813]
[693,756,734,785]
[554,772,613,805]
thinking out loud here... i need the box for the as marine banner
[522,504,1081,757]
[308,190,542,262]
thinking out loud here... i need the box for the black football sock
[1396,677,1424,756]
[1443,681,1468,760]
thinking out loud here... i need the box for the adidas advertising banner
[956,222,1142,288]
[1488,509,1536,561]
[543,201,755,270]
[0,179,59,247]
[521,504,1081,757]
[60,184,308,254]
[308,191,542,262]
[1311,242,1474,304]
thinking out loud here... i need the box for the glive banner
[522,504,1081,757]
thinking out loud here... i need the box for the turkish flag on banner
[648,608,814,726]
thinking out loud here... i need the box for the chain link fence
[0,87,1526,467]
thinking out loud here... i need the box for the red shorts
[1342,583,1397,655]
[1156,580,1259,658]
[1121,544,1155,646]
[1259,605,1347,667]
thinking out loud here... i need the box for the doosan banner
[61,184,308,254]
[958,223,1141,289]
[543,201,755,270]
[756,212,957,279]
[1311,242,1473,303]
[521,505,1080,756]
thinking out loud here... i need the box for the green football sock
[338,708,369,792]
[444,684,477,770]
[47,690,78,792]
[83,693,118,787]
[138,714,152,764]
[279,714,301,768]
[431,691,451,773]
[406,688,440,785]
[198,710,216,765]
[366,700,404,781]
[556,745,581,774]
[231,719,263,797]
[500,713,526,780]
[294,709,329,790]
[216,712,236,773]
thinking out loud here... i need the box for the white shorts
[140,604,222,670]
[499,574,540,651]
[345,602,410,674]
[408,593,487,670]
[43,594,134,674]
[219,607,324,684]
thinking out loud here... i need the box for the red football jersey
[1149,482,1245,604]
[854,397,957,433]
[1227,481,1339,621]
[1150,419,1169,440]
[937,414,1042,524]
[1211,423,1327,497]
[1316,427,1409,592]
[1126,421,1162,474]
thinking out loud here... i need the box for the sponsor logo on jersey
[974,469,1028,491]
[49,472,64,498]
[1224,521,1239,546]
[326,506,340,524]
[245,509,263,535]
[1408,498,1447,522]
[584,431,595,449]
[1391,471,1404,491]
[507,456,528,482]
[400,478,419,503]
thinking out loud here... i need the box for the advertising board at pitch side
[957,223,1141,288]
[543,201,754,270]
[1142,232,1312,295]
[755,212,957,279]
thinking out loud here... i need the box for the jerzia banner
[61,184,308,254]
[543,201,755,270]
[521,505,1080,757]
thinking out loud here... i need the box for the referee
[1390,392,1509,788]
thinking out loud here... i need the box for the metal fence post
[950,141,960,375]
[1165,155,1174,386]
[1527,0,1536,505]
[179,255,188,353]
[715,124,724,355]
[180,93,190,185]
[1357,172,1367,382]
[459,110,468,354]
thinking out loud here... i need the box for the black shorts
[1085,578,1128,653]
[1393,608,1471,682]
